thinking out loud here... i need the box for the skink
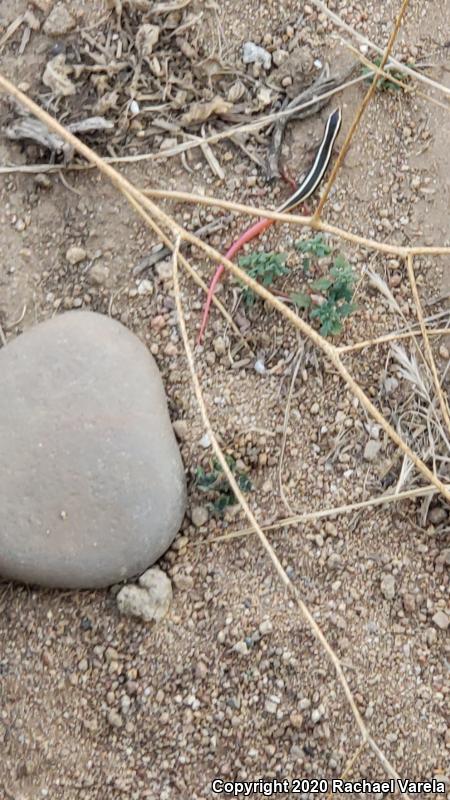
[198,107,342,343]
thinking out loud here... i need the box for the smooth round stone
[0,311,186,589]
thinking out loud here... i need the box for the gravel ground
[0,0,449,798]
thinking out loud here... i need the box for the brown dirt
[0,1,449,799]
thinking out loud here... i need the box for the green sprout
[238,252,288,306]
[195,456,252,514]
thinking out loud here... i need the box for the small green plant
[238,251,288,305]
[235,236,356,337]
[291,248,357,337]
[195,456,252,514]
[296,234,332,270]
[361,56,406,91]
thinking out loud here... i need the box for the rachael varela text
[211,778,447,796]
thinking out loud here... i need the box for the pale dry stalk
[171,237,411,795]
[405,253,450,435]
[314,0,411,218]
[141,187,450,257]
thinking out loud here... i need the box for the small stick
[314,0,411,218]
[338,325,450,353]
[405,252,450,434]
[205,481,449,545]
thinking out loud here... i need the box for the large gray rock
[0,311,186,589]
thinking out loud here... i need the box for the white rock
[66,245,86,264]
[191,506,208,528]
[117,567,172,623]
[364,439,381,461]
[259,619,273,636]
[432,610,449,630]
[380,573,396,601]
[233,640,249,656]
[242,42,271,70]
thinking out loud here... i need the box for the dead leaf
[227,79,246,103]
[135,23,160,57]
[192,56,231,82]
[5,117,74,161]
[94,90,119,115]
[180,96,233,126]
[42,54,76,97]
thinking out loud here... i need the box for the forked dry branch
[171,237,410,790]
[1,0,449,786]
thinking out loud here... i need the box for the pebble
[213,336,226,356]
[88,263,110,287]
[65,245,87,265]
[242,42,271,70]
[402,593,416,614]
[34,173,52,189]
[259,619,273,636]
[272,48,289,66]
[107,709,124,729]
[380,574,396,601]
[117,567,173,623]
[191,506,209,528]
[233,640,249,656]
[327,553,342,571]
[173,573,194,591]
[156,260,172,281]
[43,3,76,36]
[364,439,381,461]
[432,610,449,630]
[172,419,188,440]
[0,312,186,588]
[289,711,303,729]
[428,506,447,525]
[137,279,153,295]
[30,0,52,11]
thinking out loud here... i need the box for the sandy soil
[0,1,449,799]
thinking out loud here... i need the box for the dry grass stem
[338,326,450,353]
[141,187,450,256]
[346,42,450,112]
[314,0,411,218]
[205,482,449,545]
[310,0,450,99]
[405,253,450,435]
[171,238,411,793]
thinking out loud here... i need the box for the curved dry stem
[119,185,254,354]
[171,237,411,794]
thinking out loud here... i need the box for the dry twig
[171,237,411,794]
